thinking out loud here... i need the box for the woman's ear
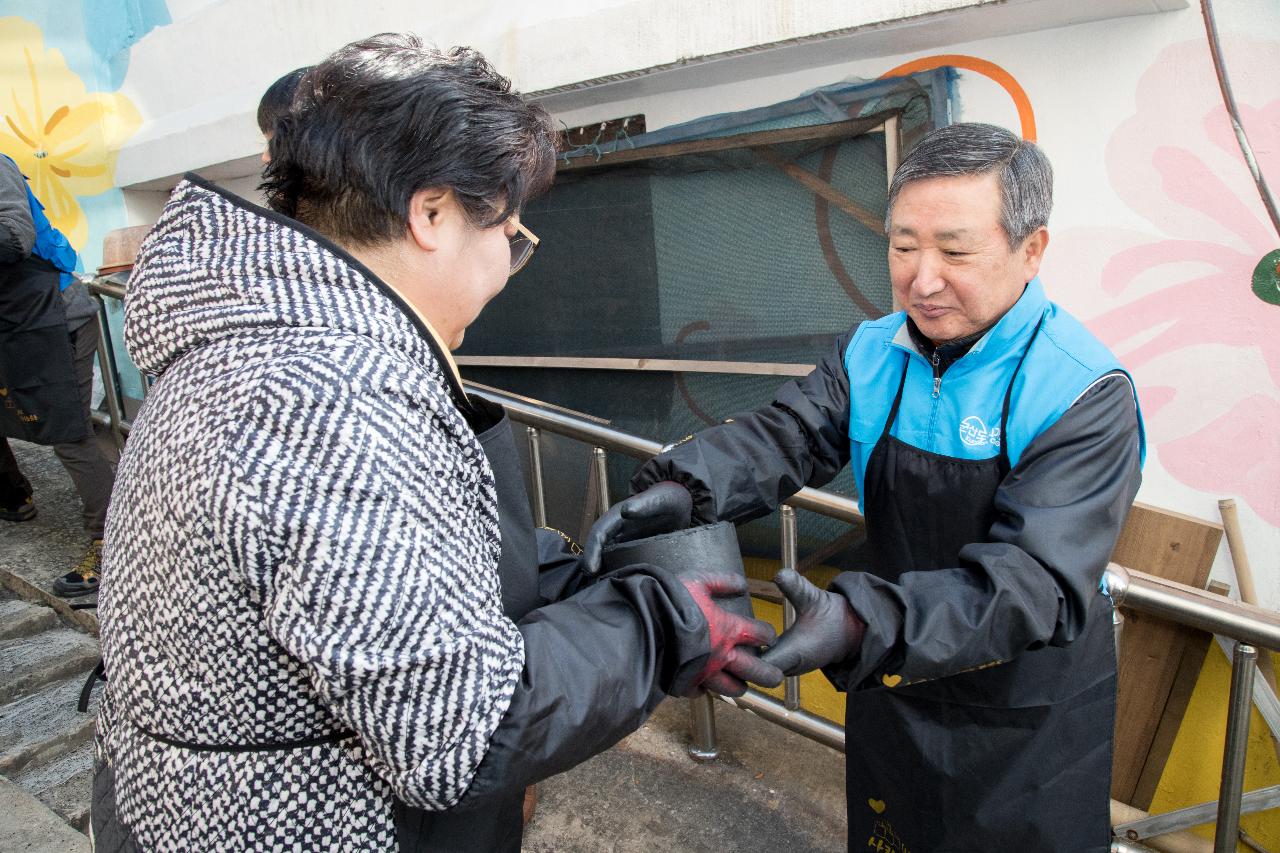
[406,187,453,253]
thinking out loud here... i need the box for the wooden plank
[747,577,784,605]
[1111,502,1224,808]
[751,146,885,235]
[455,355,815,377]
[557,111,898,172]
[1129,616,1213,806]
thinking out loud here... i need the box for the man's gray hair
[885,123,1053,250]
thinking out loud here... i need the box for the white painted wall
[114,0,1183,189]
[110,0,1279,603]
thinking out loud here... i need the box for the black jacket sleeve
[0,157,36,266]
[824,373,1142,690]
[533,526,590,604]
[455,564,710,806]
[631,331,855,523]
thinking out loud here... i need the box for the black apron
[0,255,87,445]
[846,325,1114,853]
[394,394,542,852]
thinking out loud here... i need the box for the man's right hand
[760,569,866,676]
[677,568,782,697]
[581,482,693,576]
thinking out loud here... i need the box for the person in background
[257,65,310,160]
[589,123,1144,852]
[90,34,780,852]
[0,153,116,597]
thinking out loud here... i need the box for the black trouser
[0,318,115,539]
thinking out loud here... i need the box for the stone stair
[0,588,100,835]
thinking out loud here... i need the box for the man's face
[887,172,1047,344]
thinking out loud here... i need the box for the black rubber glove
[678,568,782,697]
[581,482,693,576]
[759,568,866,677]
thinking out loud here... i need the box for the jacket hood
[125,176,446,385]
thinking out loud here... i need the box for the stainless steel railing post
[780,505,800,711]
[688,692,719,761]
[591,446,610,519]
[92,296,125,450]
[1113,608,1124,668]
[526,426,547,527]
[1214,642,1257,852]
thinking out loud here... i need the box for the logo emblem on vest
[959,416,1001,448]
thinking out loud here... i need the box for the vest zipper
[931,350,942,398]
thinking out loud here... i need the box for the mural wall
[0,1,167,268]
[0,0,169,400]
[3,0,1275,656]
[1053,34,1279,590]
[1016,11,1279,610]
[591,5,1276,839]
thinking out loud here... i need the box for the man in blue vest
[0,153,116,596]
[587,123,1144,851]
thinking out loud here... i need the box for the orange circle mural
[880,54,1037,142]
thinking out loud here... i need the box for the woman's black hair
[256,67,311,135]
[260,34,557,245]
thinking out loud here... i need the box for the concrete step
[0,595,59,643]
[12,739,94,833]
[0,674,100,775]
[0,630,100,706]
[0,775,89,853]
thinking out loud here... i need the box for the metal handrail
[467,385,865,526]
[1105,564,1280,652]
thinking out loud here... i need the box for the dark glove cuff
[821,571,900,691]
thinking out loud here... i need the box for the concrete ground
[0,432,115,627]
[522,698,846,852]
[0,437,848,851]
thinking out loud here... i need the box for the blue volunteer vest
[842,277,1145,505]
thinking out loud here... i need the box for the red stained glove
[678,569,783,697]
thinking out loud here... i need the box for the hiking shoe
[52,540,102,597]
[0,494,36,522]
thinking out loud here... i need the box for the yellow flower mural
[0,17,141,250]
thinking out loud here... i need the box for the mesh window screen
[460,75,944,566]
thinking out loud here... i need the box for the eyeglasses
[509,217,540,276]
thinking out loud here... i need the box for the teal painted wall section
[82,0,173,90]
[3,0,169,270]
[1,1,169,398]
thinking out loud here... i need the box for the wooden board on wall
[1111,502,1223,809]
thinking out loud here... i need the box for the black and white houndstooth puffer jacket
[95,176,525,849]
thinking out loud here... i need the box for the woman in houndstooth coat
[90,35,780,852]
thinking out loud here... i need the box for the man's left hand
[760,568,866,677]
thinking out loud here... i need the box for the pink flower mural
[1046,37,1280,526]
